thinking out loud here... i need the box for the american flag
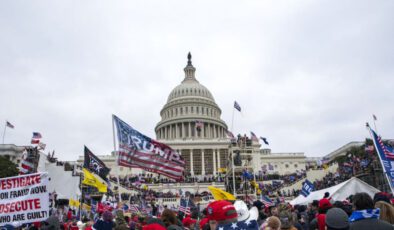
[234,101,241,112]
[250,131,259,142]
[218,219,258,230]
[19,148,37,174]
[376,135,394,159]
[141,206,151,214]
[31,139,40,144]
[261,195,274,207]
[113,115,185,180]
[19,160,34,174]
[369,128,394,188]
[195,120,203,130]
[179,198,191,215]
[130,204,140,213]
[226,130,235,139]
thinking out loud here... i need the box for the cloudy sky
[1,1,393,161]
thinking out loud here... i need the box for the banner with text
[0,172,49,226]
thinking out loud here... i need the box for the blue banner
[300,179,314,197]
[370,128,394,189]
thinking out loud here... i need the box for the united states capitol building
[75,53,310,194]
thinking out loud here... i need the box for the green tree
[0,156,19,178]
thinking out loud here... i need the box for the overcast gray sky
[1,1,393,161]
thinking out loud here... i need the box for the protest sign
[0,172,49,226]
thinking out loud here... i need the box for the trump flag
[113,115,185,181]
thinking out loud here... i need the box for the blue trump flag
[369,127,394,190]
[113,115,185,181]
[300,179,314,197]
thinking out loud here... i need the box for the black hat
[325,208,349,229]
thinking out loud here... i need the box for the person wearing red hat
[317,198,332,230]
[206,200,238,229]
[182,216,197,230]
[199,217,209,229]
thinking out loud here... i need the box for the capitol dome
[155,53,228,140]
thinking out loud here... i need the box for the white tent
[290,177,380,205]
[37,152,81,199]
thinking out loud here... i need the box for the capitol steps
[37,152,81,200]
[278,163,339,192]
[108,178,140,195]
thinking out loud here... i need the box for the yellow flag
[69,199,75,207]
[82,168,108,193]
[69,198,80,208]
[208,186,236,201]
[82,203,91,211]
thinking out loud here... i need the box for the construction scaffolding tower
[225,138,260,203]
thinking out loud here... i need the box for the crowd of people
[6,190,394,230]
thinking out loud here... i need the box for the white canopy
[290,177,380,205]
[37,152,81,199]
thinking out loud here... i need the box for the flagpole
[79,170,83,220]
[373,116,378,134]
[112,115,122,203]
[2,123,7,144]
[367,125,394,194]
[231,106,235,133]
